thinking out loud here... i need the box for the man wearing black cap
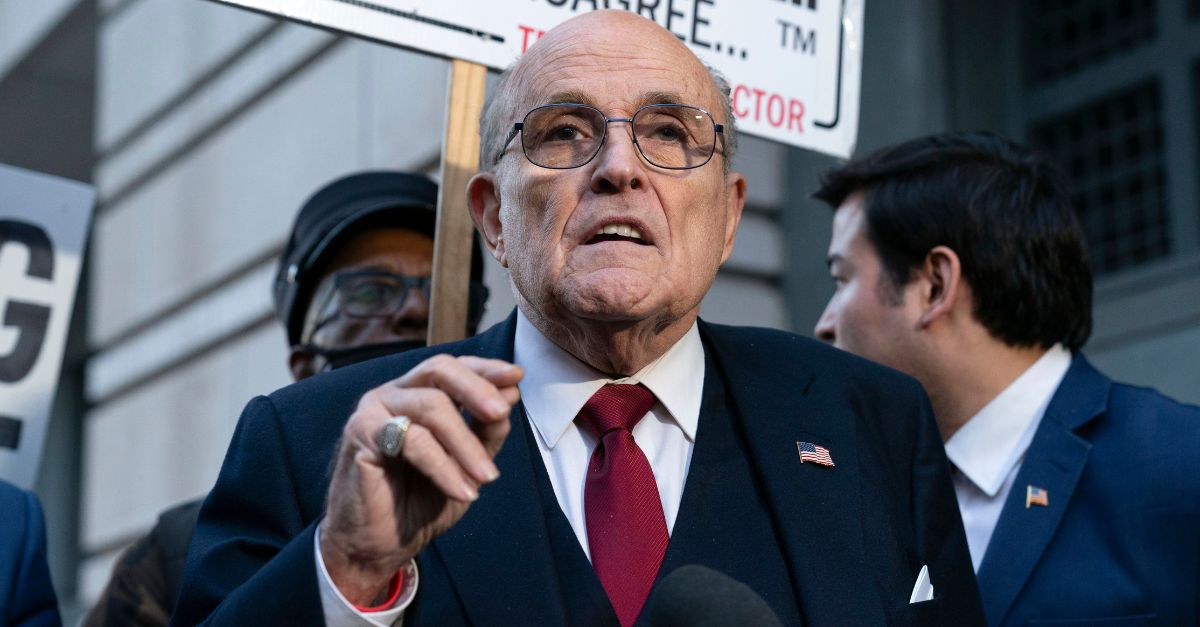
[276,171,487,376]
[83,171,487,627]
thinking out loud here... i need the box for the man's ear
[916,245,964,328]
[288,346,319,381]
[718,172,747,265]
[467,172,507,267]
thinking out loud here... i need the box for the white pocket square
[909,564,934,604]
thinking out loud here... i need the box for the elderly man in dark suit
[814,131,1200,625]
[174,10,984,626]
[0,479,60,627]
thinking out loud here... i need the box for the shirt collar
[944,344,1072,497]
[513,309,704,449]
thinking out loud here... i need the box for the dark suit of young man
[976,355,1199,626]
[174,313,984,625]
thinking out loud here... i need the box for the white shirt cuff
[314,527,419,626]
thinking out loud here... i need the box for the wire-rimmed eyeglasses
[500,103,725,170]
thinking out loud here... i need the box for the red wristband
[353,569,404,612]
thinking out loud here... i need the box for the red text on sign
[732,84,804,134]
[518,25,547,53]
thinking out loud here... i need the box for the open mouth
[585,223,652,246]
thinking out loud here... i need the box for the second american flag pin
[796,441,835,467]
[1026,485,1049,508]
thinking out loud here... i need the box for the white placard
[0,164,95,489]
[212,0,863,158]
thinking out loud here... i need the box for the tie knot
[578,383,656,435]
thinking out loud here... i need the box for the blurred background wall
[0,0,1196,621]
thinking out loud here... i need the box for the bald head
[480,10,737,172]
[519,10,701,82]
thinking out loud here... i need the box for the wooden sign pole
[427,59,488,346]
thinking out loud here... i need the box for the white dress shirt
[944,344,1072,572]
[514,309,704,558]
[315,310,705,624]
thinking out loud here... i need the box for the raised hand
[318,355,523,604]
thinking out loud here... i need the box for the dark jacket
[978,355,1200,626]
[174,313,984,625]
[0,480,60,627]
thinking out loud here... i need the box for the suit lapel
[699,322,874,625]
[429,313,569,627]
[976,356,1109,626]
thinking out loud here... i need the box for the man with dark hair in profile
[813,131,1200,626]
[83,171,487,627]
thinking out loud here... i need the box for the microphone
[644,565,785,627]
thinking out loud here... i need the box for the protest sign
[215,0,864,157]
[0,163,94,488]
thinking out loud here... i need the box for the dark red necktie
[578,383,669,627]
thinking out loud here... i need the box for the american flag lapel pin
[796,441,834,467]
[1025,485,1049,508]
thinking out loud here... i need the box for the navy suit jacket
[0,481,60,627]
[977,355,1200,626]
[174,314,983,625]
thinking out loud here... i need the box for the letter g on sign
[0,219,54,384]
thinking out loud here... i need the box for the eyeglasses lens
[337,274,430,318]
[633,106,717,169]
[521,105,605,169]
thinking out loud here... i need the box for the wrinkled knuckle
[427,361,466,390]
[402,426,433,457]
[405,430,449,474]
[404,388,431,412]
[427,353,456,371]
[415,388,453,416]
[348,399,381,427]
